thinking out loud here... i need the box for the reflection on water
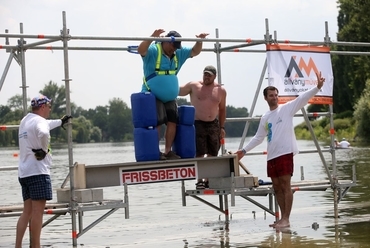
[0,139,369,247]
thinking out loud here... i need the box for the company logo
[285,56,319,78]
[284,56,319,89]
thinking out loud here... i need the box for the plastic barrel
[178,105,195,126]
[172,124,196,158]
[134,127,159,161]
[131,92,157,128]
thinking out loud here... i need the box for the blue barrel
[172,124,196,158]
[134,127,160,161]
[178,105,195,126]
[131,92,157,128]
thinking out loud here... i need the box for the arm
[47,119,62,130]
[219,88,227,138]
[289,71,326,114]
[190,33,209,58]
[137,29,165,56]
[235,116,267,160]
[178,82,193,96]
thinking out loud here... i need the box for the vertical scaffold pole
[324,20,338,218]
[19,23,28,117]
[214,28,226,155]
[61,11,77,247]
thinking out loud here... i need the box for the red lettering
[187,167,196,178]
[172,168,180,178]
[142,171,149,181]
[166,169,173,179]
[180,168,188,178]
[150,170,158,181]
[122,173,131,183]
[131,172,139,183]
[158,170,165,180]
[121,166,196,184]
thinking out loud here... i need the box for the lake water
[0,138,370,248]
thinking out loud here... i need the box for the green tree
[92,106,109,142]
[72,116,92,143]
[108,98,132,142]
[176,98,191,106]
[333,0,370,113]
[354,79,370,140]
[225,105,258,137]
[90,126,102,142]
[8,94,28,111]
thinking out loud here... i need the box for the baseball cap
[203,65,217,76]
[31,95,52,107]
[166,30,182,49]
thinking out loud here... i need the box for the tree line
[0,81,258,147]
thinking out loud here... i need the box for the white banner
[266,44,333,104]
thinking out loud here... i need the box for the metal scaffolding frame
[0,10,362,247]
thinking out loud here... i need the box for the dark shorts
[194,119,221,156]
[18,174,53,201]
[267,153,293,178]
[156,99,178,125]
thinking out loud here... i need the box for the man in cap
[138,29,209,160]
[15,95,72,248]
[179,65,227,188]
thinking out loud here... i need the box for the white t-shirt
[243,87,320,161]
[18,113,61,178]
[339,140,350,148]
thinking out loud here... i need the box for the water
[1,138,370,247]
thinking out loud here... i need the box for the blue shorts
[18,174,53,201]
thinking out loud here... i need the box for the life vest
[143,43,178,91]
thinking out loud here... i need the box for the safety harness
[143,43,178,91]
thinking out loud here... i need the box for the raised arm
[191,33,209,58]
[137,29,165,56]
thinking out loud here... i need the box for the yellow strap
[143,43,179,91]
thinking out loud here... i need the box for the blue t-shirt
[141,43,192,103]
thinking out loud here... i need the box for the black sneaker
[159,152,167,160]
[204,180,209,189]
[196,181,206,189]
[165,151,181,160]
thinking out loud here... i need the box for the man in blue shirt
[138,29,208,159]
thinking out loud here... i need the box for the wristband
[242,148,247,155]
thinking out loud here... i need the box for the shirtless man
[179,65,227,188]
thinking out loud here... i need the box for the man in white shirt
[16,95,71,248]
[235,72,325,228]
[338,138,351,148]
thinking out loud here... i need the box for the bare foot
[269,220,280,227]
[275,219,290,228]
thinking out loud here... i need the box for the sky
[0,0,340,124]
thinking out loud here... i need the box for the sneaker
[196,179,209,189]
[159,152,167,160]
[196,181,206,189]
[204,180,209,189]
[165,151,181,160]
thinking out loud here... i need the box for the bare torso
[188,81,225,121]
